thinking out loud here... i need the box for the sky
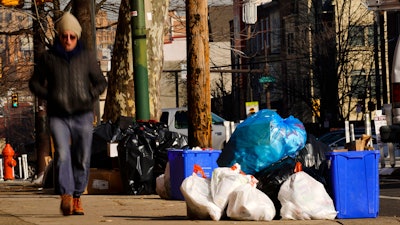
[96,0,235,21]
[169,0,233,8]
[99,0,234,20]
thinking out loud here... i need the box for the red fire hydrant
[2,143,17,180]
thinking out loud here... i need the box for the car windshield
[318,131,345,144]
[211,112,226,124]
[329,135,377,149]
[331,137,347,148]
[164,109,226,128]
[317,128,372,145]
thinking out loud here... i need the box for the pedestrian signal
[11,93,18,108]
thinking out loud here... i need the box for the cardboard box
[85,168,124,194]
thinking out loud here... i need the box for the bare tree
[147,0,170,120]
[102,0,134,122]
[256,0,375,126]
[333,0,375,122]
[102,0,170,122]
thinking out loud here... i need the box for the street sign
[259,76,276,83]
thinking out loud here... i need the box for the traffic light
[1,0,23,7]
[11,93,18,108]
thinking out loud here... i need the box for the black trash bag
[153,130,189,178]
[255,156,296,220]
[117,122,159,195]
[91,121,121,169]
[296,134,330,183]
[295,134,331,187]
[297,134,330,169]
[117,121,188,195]
[296,151,330,189]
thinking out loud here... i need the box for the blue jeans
[49,112,93,197]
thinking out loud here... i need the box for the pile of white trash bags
[158,163,337,221]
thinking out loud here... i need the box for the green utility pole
[130,0,150,121]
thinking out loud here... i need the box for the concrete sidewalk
[0,193,399,225]
[0,181,399,225]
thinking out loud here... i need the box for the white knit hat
[56,12,82,39]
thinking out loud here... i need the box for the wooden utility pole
[186,0,212,148]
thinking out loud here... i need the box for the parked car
[317,129,399,158]
[317,128,370,146]
[326,134,377,151]
[160,107,228,150]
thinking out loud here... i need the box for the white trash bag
[180,164,220,220]
[156,162,171,199]
[210,163,254,220]
[278,170,337,220]
[227,183,276,221]
[155,174,167,199]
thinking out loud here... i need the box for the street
[379,175,400,217]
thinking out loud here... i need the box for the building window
[265,17,270,49]
[349,25,365,46]
[369,69,382,98]
[248,25,258,55]
[21,50,33,62]
[351,70,367,99]
[303,77,310,98]
[367,25,374,46]
[6,13,11,21]
[287,33,294,55]
[289,79,295,104]
[270,11,281,54]
[260,19,265,50]
[256,22,262,51]
[291,0,299,14]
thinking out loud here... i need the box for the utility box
[326,150,380,219]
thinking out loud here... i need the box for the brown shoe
[60,194,73,216]
[73,198,84,215]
